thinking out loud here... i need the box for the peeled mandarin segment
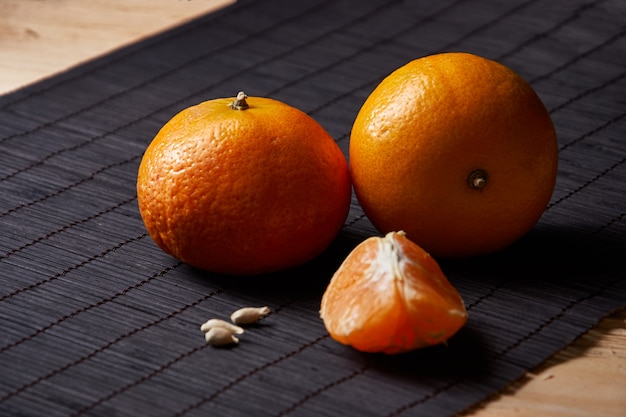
[320,231,467,354]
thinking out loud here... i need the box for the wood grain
[0,0,235,94]
[463,309,626,417]
[0,1,624,416]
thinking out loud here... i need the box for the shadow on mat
[328,325,490,383]
[192,231,365,299]
[440,222,626,286]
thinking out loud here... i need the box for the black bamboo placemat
[1,0,625,416]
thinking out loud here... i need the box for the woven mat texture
[1,0,625,416]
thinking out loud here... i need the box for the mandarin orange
[349,52,558,258]
[137,92,351,275]
[320,231,467,354]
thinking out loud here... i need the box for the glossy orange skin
[349,53,558,258]
[137,95,351,275]
[320,231,467,354]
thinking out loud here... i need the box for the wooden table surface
[1,1,624,416]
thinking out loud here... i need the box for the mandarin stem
[229,91,249,110]
[467,169,488,190]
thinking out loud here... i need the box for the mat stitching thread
[68,343,211,417]
[67,298,294,416]
[545,102,626,211]
[0,0,382,147]
[34,298,307,416]
[0,0,304,111]
[0,196,137,261]
[275,372,457,417]
[549,71,626,114]
[0,134,135,182]
[559,111,625,152]
[495,1,599,62]
[0,155,141,218]
[0,264,216,405]
[0,236,153,355]
[172,334,330,417]
[495,275,626,360]
[547,155,626,210]
[436,0,545,52]
[591,211,625,237]
[529,26,626,85]
[344,214,367,229]
[387,380,461,417]
[0,233,147,306]
[274,366,370,417]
